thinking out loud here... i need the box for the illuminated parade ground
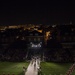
[0,24,75,75]
[0,0,75,74]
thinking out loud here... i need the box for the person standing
[23,66,27,73]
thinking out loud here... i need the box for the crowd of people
[44,48,75,62]
[0,48,75,62]
[31,56,42,75]
[0,49,27,62]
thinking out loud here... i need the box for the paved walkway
[25,58,40,75]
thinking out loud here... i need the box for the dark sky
[0,1,75,25]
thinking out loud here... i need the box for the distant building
[25,30,44,57]
[57,25,75,49]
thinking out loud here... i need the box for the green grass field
[41,62,75,75]
[0,61,75,75]
[0,61,29,75]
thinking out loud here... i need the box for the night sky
[0,1,75,25]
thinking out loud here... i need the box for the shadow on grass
[18,72,24,75]
[18,71,45,75]
[38,71,44,75]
